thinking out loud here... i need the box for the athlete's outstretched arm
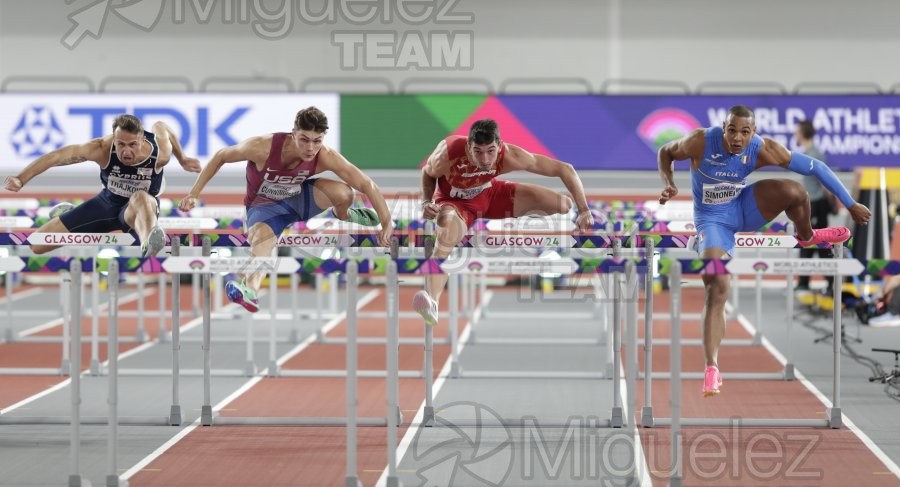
[152,121,201,173]
[657,128,704,204]
[320,149,394,247]
[420,140,450,220]
[4,138,107,192]
[178,137,263,212]
[504,144,594,231]
[757,137,871,225]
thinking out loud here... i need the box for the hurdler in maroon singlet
[434,135,517,227]
[244,132,318,207]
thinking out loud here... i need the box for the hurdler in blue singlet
[59,130,163,233]
[690,126,768,255]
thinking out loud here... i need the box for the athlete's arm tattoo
[57,155,88,166]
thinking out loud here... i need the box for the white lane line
[17,288,155,337]
[0,286,44,304]
[733,306,900,478]
[121,289,381,481]
[0,378,72,415]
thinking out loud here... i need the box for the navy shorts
[59,189,159,233]
[246,178,325,236]
[695,182,768,256]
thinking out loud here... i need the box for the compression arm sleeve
[788,151,855,208]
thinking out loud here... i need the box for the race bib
[106,175,151,198]
[258,180,304,200]
[449,181,491,200]
[702,182,744,205]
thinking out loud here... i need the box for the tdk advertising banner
[1,94,339,174]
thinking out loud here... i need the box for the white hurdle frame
[651,251,850,429]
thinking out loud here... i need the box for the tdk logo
[10,106,66,158]
[69,106,249,156]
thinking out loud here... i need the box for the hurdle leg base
[60,359,71,376]
[605,361,615,380]
[135,329,147,343]
[423,406,435,427]
[668,476,682,487]
[783,363,795,380]
[450,362,462,379]
[4,328,13,342]
[266,361,280,377]
[289,328,300,343]
[201,405,213,426]
[107,474,128,486]
[244,361,258,377]
[90,359,102,376]
[345,477,363,487]
[157,330,170,344]
[641,406,654,427]
[393,406,404,427]
[68,474,83,486]
[386,476,403,487]
[611,407,624,428]
[169,405,182,426]
[827,407,842,428]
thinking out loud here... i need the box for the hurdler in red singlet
[433,135,517,228]
[414,119,596,327]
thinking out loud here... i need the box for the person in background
[795,120,836,293]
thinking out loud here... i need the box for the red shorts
[435,179,518,228]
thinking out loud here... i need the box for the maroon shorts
[435,179,518,228]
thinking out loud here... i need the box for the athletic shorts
[435,179,518,228]
[245,178,324,236]
[59,189,159,233]
[694,182,768,256]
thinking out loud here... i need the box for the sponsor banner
[27,232,135,246]
[473,234,576,248]
[0,94,339,175]
[726,258,864,275]
[162,256,301,274]
[0,217,34,228]
[441,257,578,275]
[343,94,900,170]
[502,95,900,170]
[485,216,574,232]
[0,257,25,272]
[158,217,218,229]
[734,235,798,248]
[277,233,353,247]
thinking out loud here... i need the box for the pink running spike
[702,365,722,397]
[796,227,851,247]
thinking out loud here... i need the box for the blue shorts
[695,182,768,256]
[246,178,325,236]
[59,189,159,233]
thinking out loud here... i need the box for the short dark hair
[796,120,816,140]
[728,104,755,121]
[468,119,500,145]
[294,106,329,133]
[111,114,143,134]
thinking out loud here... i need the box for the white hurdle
[649,250,861,430]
